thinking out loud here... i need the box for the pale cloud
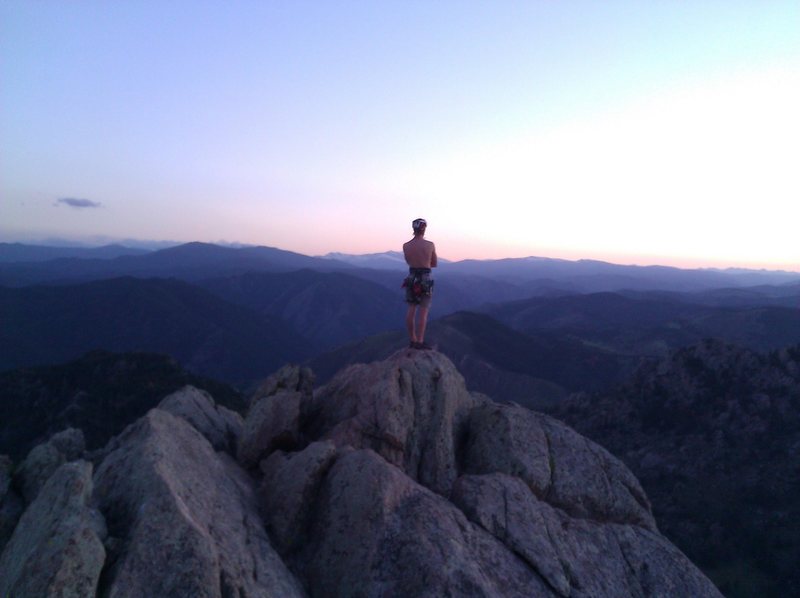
[55,197,102,209]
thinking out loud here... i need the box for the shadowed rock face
[0,455,24,555]
[0,460,106,597]
[305,350,482,496]
[463,402,656,530]
[0,349,722,597]
[15,427,85,503]
[93,409,305,598]
[158,385,243,453]
[297,448,551,597]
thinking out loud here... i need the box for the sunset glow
[2,2,798,270]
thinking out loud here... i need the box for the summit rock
[0,348,722,597]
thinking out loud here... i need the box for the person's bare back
[402,236,437,269]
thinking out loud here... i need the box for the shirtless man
[402,218,438,350]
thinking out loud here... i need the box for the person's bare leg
[406,305,417,343]
[416,306,429,344]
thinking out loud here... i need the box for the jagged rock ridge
[0,350,722,597]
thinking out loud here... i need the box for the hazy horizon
[3,232,800,274]
[2,2,798,272]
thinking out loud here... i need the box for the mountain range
[481,290,800,357]
[1,240,798,597]
[0,243,150,263]
[0,276,309,385]
[2,241,798,292]
[2,242,798,397]
[0,242,352,287]
[199,269,404,351]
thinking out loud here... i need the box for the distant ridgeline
[1,242,799,398]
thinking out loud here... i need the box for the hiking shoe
[417,342,433,350]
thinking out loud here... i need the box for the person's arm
[430,243,438,268]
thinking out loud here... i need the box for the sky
[2,1,799,270]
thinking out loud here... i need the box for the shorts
[404,269,433,308]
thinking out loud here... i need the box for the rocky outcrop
[0,460,106,598]
[158,385,243,452]
[253,348,722,598]
[452,473,715,597]
[0,454,23,554]
[463,402,655,530]
[0,349,723,597]
[305,350,481,496]
[282,447,552,597]
[14,427,85,503]
[248,363,315,408]
[238,384,305,468]
[93,408,305,598]
[237,364,316,469]
[259,440,338,554]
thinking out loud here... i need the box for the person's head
[412,218,427,236]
